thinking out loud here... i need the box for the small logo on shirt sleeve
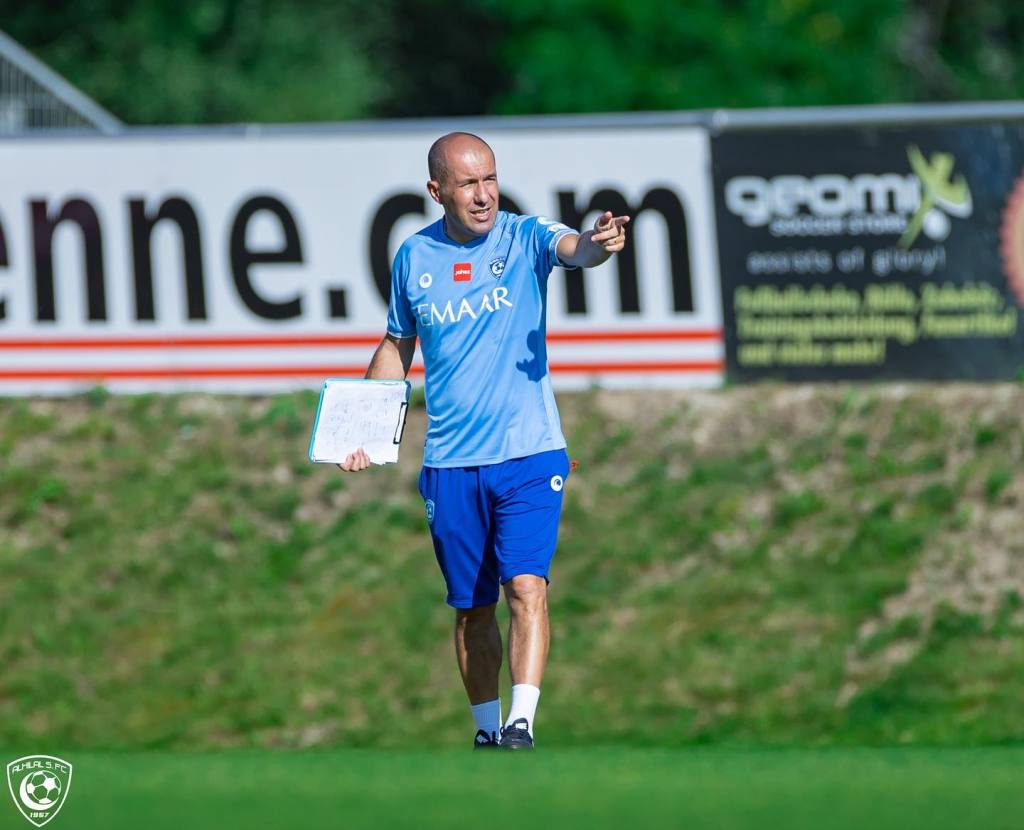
[453,262,472,282]
[537,216,570,233]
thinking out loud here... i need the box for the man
[340,132,628,750]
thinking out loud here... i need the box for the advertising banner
[713,122,1024,380]
[0,126,723,394]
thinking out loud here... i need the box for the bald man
[340,132,629,750]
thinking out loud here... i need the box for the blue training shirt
[387,210,578,468]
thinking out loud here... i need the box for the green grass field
[2,747,1022,830]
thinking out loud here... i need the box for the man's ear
[426,180,442,205]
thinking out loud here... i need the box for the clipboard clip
[393,402,408,444]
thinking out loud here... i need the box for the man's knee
[504,574,548,615]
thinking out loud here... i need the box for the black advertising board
[712,123,1024,380]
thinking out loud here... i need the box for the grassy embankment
[1,385,1023,751]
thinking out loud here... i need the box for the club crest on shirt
[489,258,506,278]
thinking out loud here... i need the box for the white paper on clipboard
[307,379,411,464]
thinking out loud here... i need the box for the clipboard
[307,379,412,464]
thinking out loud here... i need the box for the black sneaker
[473,729,500,749]
[499,718,534,750]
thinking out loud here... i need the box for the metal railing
[0,29,121,135]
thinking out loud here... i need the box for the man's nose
[472,183,489,203]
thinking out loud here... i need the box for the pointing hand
[591,211,630,252]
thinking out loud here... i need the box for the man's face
[428,142,499,243]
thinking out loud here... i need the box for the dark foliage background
[4,0,1024,123]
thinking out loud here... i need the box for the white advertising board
[0,125,723,393]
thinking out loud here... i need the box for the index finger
[611,215,630,228]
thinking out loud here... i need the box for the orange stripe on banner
[0,366,405,380]
[0,334,383,349]
[0,360,723,381]
[0,329,722,350]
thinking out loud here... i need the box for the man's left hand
[556,210,631,267]
[592,211,630,252]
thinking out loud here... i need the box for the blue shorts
[418,449,570,609]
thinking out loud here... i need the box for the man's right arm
[365,333,416,380]
[338,334,417,472]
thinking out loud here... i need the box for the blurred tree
[366,0,510,117]
[4,0,1024,123]
[899,0,1024,100]
[481,0,908,112]
[481,0,1024,113]
[1,0,380,123]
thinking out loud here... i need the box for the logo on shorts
[424,499,435,523]
[550,476,564,492]
[489,258,506,278]
[418,272,433,289]
[7,755,72,827]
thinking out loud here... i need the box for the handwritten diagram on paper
[308,380,410,464]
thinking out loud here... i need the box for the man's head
[427,132,498,243]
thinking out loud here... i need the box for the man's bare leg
[455,603,502,701]
[455,604,502,743]
[502,574,548,743]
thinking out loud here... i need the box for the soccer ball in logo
[23,771,61,806]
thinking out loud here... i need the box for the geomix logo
[7,756,73,827]
[724,144,973,247]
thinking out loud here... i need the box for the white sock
[470,698,502,741]
[505,684,541,736]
